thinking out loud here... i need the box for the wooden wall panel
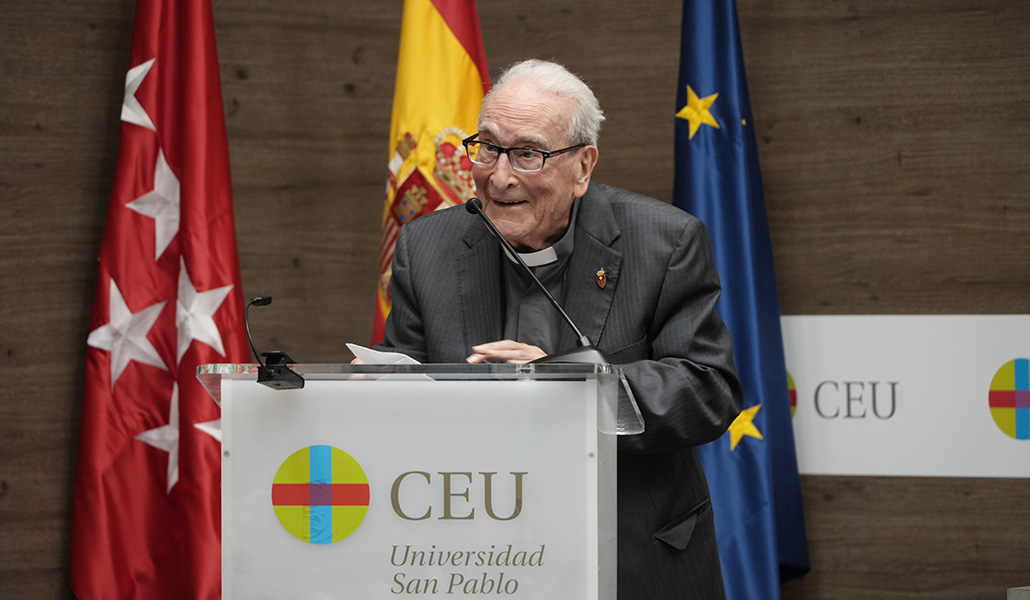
[792,476,1029,599]
[0,0,1026,598]
[1,0,136,597]
[216,0,403,360]
[740,0,1030,315]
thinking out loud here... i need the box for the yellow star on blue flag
[675,85,720,139]
[728,404,764,450]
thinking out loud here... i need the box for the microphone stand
[245,296,305,390]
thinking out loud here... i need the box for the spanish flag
[373,0,490,344]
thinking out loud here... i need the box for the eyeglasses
[462,133,585,173]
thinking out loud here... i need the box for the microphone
[465,198,610,364]
[245,296,305,390]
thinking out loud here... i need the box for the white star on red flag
[176,257,233,364]
[122,58,157,131]
[86,279,168,388]
[127,148,180,260]
[135,384,181,493]
[194,418,222,443]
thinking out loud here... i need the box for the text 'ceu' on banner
[781,315,1030,478]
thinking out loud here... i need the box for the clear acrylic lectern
[198,363,643,600]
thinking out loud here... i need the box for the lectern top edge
[197,363,645,435]
[197,363,616,401]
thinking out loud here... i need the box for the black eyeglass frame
[461,133,586,173]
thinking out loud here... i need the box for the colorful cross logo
[271,445,371,544]
[989,358,1030,440]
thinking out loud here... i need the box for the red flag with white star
[71,0,248,597]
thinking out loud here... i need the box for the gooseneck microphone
[244,295,272,365]
[245,296,305,390]
[465,198,610,364]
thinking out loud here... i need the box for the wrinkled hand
[466,340,547,364]
[347,355,375,380]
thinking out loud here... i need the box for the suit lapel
[559,186,622,352]
[457,218,504,349]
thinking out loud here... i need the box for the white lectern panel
[212,366,619,600]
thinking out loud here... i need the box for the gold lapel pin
[595,268,607,289]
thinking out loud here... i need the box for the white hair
[482,59,606,146]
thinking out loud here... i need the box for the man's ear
[573,145,599,197]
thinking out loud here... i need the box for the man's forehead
[477,124,549,147]
[479,82,573,146]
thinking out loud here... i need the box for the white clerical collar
[503,245,558,267]
[500,197,580,268]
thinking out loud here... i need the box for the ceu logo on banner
[988,358,1030,440]
[271,445,371,544]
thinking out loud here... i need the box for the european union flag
[672,0,811,597]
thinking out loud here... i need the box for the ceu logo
[271,445,371,544]
[988,358,1030,440]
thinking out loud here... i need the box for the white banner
[782,315,1030,477]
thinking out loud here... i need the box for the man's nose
[488,152,519,184]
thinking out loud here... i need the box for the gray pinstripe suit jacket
[378,181,743,599]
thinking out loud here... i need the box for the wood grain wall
[1,0,1027,598]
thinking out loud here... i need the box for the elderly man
[376,59,742,599]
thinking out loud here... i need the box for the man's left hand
[466,340,546,364]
